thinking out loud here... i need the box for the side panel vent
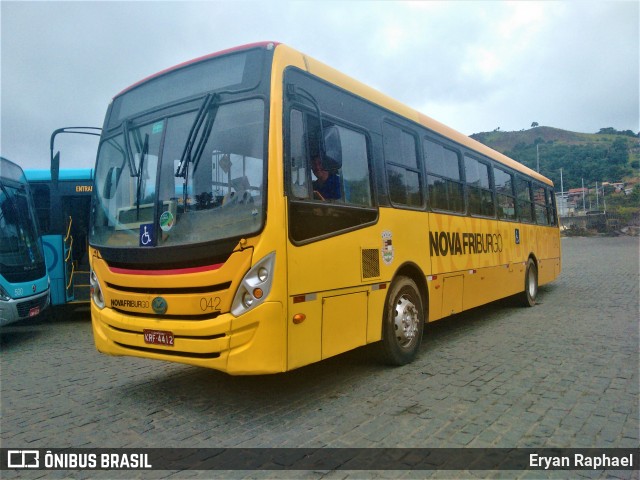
[361,248,380,279]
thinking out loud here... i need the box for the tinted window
[423,140,464,212]
[546,188,557,225]
[383,123,423,208]
[465,155,494,217]
[424,139,464,213]
[424,140,461,180]
[30,184,51,234]
[494,167,516,220]
[515,177,533,222]
[533,185,549,225]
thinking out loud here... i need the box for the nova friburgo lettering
[429,231,503,257]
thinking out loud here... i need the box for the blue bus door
[42,226,74,305]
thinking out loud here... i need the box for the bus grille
[361,248,380,278]
[17,295,48,318]
[106,282,231,295]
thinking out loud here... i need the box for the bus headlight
[0,285,10,302]
[231,252,275,317]
[90,269,105,309]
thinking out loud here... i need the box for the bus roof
[115,41,281,99]
[24,168,94,182]
[273,43,553,187]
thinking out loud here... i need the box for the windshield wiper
[122,120,139,177]
[175,93,220,210]
[175,93,219,178]
[135,133,149,220]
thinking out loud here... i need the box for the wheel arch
[389,261,428,319]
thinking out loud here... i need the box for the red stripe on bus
[109,263,224,276]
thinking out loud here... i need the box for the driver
[311,155,340,200]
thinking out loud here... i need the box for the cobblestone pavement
[1,236,638,479]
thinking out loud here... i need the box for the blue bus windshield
[0,164,46,283]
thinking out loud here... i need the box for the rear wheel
[379,276,424,366]
[521,258,538,307]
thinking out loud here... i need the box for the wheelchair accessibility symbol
[140,223,154,247]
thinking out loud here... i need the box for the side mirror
[322,126,342,171]
[51,151,60,189]
[103,167,120,200]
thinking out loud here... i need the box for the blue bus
[0,157,50,325]
[24,127,99,308]
[26,168,94,306]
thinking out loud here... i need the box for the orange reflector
[293,313,306,324]
[253,288,264,299]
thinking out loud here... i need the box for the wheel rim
[527,266,537,299]
[393,294,419,348]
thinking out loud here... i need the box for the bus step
[73,269,91,302]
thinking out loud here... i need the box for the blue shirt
[313,174,341,200]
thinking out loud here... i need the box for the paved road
[1,236,638,479]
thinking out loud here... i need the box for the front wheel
[521,258,538,307]
[379,276,425,366]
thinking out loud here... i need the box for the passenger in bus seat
[311,155,341,200]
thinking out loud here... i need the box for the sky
[1,1,638,170]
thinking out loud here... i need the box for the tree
[531,122,539,128]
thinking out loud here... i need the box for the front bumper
[91,300,285,375]
[0,290,50,327]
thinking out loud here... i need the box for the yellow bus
[89,42,561,374]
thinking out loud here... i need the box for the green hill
[470,126,639,190]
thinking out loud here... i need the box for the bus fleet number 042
[200,296,222,312]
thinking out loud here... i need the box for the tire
[521,258,538,307]
[379,276,424,366]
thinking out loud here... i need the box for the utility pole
[582,178,586,212]
[559,168,565,216]
[536,144,540,173]
[596,181,599,210]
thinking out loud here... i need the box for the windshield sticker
[159,211,175,232]
[140,223,154,247]
[382,230,394,265]
[152,122,163,135]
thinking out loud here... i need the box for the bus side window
[494,167,516,220]
[547,188,557,225]
[465,155,494,217]
[30,184,51,234]
[424,139,464,213]
[383,122,423,208]
[335,125,372,207]
[516,177,534,223]
[533,185,549,225]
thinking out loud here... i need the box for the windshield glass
[91,98,265,248]
[0,182,45,276]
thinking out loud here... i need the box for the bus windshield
[0,172,45,281]
[91,97,265,248]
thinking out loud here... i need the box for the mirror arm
[286,84,327,164]
[49,126,102,187]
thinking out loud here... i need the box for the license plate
[143,329,175,347]
[28,306,40,317]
